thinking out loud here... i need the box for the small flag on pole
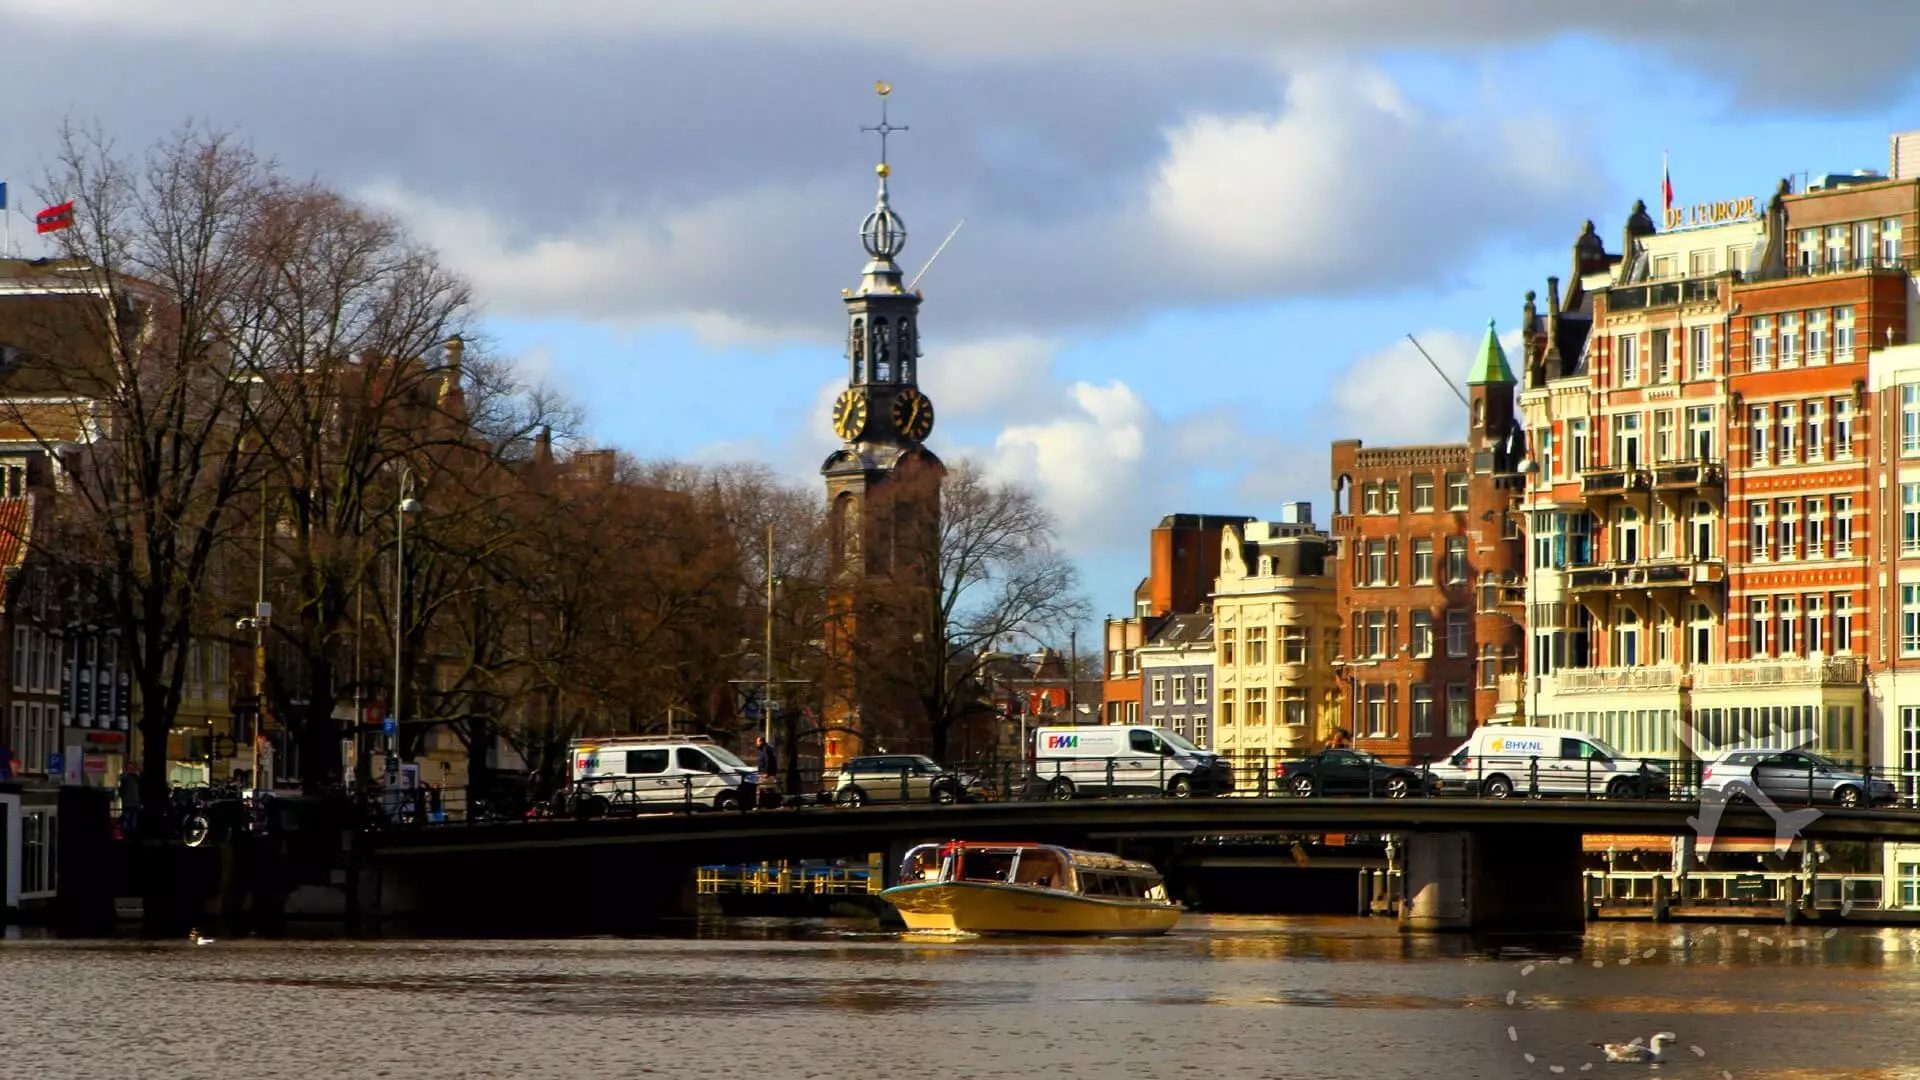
[0,183,8,212]
[1661,151,1673,216]
[35,201,74,234]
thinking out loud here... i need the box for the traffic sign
[743,702,762,721]
[46,752,61,774]
[383,715,397,735]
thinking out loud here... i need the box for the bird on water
[1591,1032,1677,1062]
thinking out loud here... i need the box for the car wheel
[1723,782,1752,805]
[1606,776,1635,800]
[1385,775,1412,799]
[1167,775,1194,799]
[579,795,610,820]
[1047,778,1076,802]
[1836,785,1864,809]
[1483,775,1514,799]
[1289,775,1316,798]
[713,790,741,813]
[840,786,869,808]
[932,781,958,805]
[181,815,211,848]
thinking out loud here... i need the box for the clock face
[891,388,935,441]
[832,388,869,441]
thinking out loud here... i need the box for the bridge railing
[367,749,1920,829]
[1586,869,1886,910]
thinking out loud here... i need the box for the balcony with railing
[1651,460,1724,491]
[1605,277,1721,312]
[1565,558,1718,593]
[1580,467,1649,498]
[1691,657,1865,690]
[1549,666,1682,694]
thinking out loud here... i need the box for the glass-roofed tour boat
[880,841,1183,936]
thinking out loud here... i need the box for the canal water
[3,916,1918,1079]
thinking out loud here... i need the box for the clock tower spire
[820,81,945,769]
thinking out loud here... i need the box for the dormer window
[0,459,25,498]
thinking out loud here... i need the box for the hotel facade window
[1690,326,1713,379]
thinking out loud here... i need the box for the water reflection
[2,916,1918,1079]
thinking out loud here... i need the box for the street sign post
[383,715,397,736]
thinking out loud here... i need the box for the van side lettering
[1046,735,1079,749]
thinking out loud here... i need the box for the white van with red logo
[1029,725,1233,801]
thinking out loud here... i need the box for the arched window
[872,317,892,381]
[833,493,860,570]
[899,319,916,382]
[849,318,866,382]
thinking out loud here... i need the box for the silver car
[833,754,964,806]
[1701,748,1897,808]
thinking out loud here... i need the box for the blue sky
[4,2,1920,627]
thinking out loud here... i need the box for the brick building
[1329,325,1527,763]
[1102,513,1249,726]
[1518,162,1916,765]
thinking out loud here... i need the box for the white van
[567,735,757,813]
[1030,725,1234,800]
[1433,726,1668,799]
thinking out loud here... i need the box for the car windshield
[1158,730,1201,753]
[708,746,750,769]
[914,756,945,772]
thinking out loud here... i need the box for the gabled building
[1102,513,1251,726]
[1139,612,1216,749]
[1209,507,1334,768]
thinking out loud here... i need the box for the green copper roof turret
[1467,318,1515,386]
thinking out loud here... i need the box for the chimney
[535,425,554,468]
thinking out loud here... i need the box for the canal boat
[880,841,1182,936]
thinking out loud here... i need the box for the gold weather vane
[861,80,907,169]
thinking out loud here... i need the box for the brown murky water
[3,916,1919,1079]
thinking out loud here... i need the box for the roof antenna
[908,217,966,292]
[1405,334,1471,409]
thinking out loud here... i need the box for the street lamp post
[391,466,422,784]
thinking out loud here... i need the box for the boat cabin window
[676,748,720,773]
[625,749,669,774]
[958,850,1018,883]
[1011,850,1065,888]
[1080,872,1155,899]
[900,844,941,883]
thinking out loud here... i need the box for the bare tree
[1,124,284,815]
[856,459,1088,762]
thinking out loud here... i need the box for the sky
[4,1,1920,626]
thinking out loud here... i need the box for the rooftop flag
[1662,151,1673,215]
[35,201,74,234]
[0,182,7,212]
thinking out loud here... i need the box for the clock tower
[820,82,945,768]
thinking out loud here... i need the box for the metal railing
[345,748,1920,831]
[1587,869,1886,910]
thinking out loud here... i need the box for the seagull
[1590,1032,1676,1062]
[188,929,215,946]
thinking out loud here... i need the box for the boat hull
[880,881,1181,936]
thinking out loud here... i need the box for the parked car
[834,754,966,806]
[1432,726,1669,799]
[1278,749,1435,799]
[1701,747,1897,808]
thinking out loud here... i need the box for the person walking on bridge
[754,735,782,809]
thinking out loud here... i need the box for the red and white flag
[35,201,74,234]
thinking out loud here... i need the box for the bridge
[349,797,1920,934]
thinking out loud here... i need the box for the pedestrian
[754,735,781,808]
[118,766,142,836]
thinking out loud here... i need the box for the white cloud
[1327,326,1523,447]
[360,64,1601,342]
[917,336,1061,424]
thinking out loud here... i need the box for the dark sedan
[1278,749,1435,799]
